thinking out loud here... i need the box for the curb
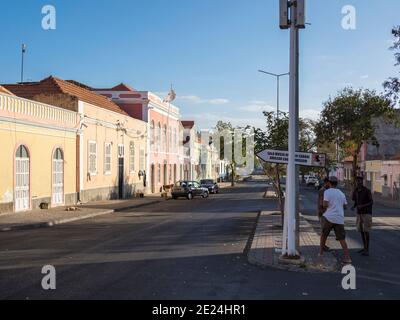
[0,199,162,233]
[247,211,339,273]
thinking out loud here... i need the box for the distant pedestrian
[318,178,331,219]
[320,177,352,264]
[318,178,331,252]
[352,177,374,257]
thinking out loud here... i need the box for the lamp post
[258,70,289,119]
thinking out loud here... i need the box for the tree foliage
[315,87,394,187]
[254,111,316,214]
[214,120,252,186]
[384,26,400,104]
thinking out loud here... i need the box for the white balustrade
[0,93,78,127]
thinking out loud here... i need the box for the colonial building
[3,77,148,203]
[91,85,183,193]
[0,85,79,213]
[196,132,221,181]
[181,121,197,181]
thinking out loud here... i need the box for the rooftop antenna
[20,44,27,83]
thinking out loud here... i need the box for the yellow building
[365,160,383,194]
[0,86,79,213]
[3,77,148,204]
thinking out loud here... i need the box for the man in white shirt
[319,177,352,264]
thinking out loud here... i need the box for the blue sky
[1,0,399,129]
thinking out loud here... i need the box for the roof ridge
[4,76,130,117]
[39,76,65,94]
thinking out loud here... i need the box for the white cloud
[184,107,322,130]
[238,100,276,113]
[209,98,230,105]
[339,82,354,87]
[300,109,321,121]
[153,91,169,98]
[386,39,396,47]
[179,95,203,103]
[360,74,369,79]
[184,112,266,130]
[177,95,230,105]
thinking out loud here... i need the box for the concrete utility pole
[279,0,305,257]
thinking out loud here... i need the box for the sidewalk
[341,187,400,209]
[369,195,400,209]
[0,196,164,232]
[248,211,340,273]
[0,182,233,233]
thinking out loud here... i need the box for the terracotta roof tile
[90,83,136,92]
[0,86,14,95]
[2,76,129,116]
[181,120,195,129]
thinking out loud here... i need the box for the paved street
[0,182,399,300]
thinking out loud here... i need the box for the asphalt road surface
[0,182,398,300]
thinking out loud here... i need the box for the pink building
[92,85,184,193]
[381,159,400,199]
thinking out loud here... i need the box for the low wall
[79,183,146,203]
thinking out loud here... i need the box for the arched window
[15,145,30,212]
[163,125,167,152]
[169,126,172,153]
[16,145,29,158]
[173,128,177,153]
[54,148,63,160]
[52,148,64,205]
[150,121,155,151]
[157,123,161,153]
[129,142,135,173]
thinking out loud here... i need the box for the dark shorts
[321,217,346,241]
[356,214,373,233]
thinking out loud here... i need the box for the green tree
[384,26,400,104]
[315,87,395,188]
[298,119,319,182]
[253,112,287,215]
[214,121,252,187]
[315,141,339,178]
[254,111,316,215]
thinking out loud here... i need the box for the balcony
[0,93,78,129]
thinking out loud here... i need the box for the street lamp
[258,70,289,118]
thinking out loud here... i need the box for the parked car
[172,181,209,200]
[314,179,323,190]
[306,176,318,186]
[200,179,220,194]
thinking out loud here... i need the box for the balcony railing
[0,93,78,128]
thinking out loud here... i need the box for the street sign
[257,149,326,168]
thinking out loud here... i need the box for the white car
[306,176,318,186]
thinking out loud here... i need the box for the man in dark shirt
[317,178,331,252]
[352,177,374,256]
